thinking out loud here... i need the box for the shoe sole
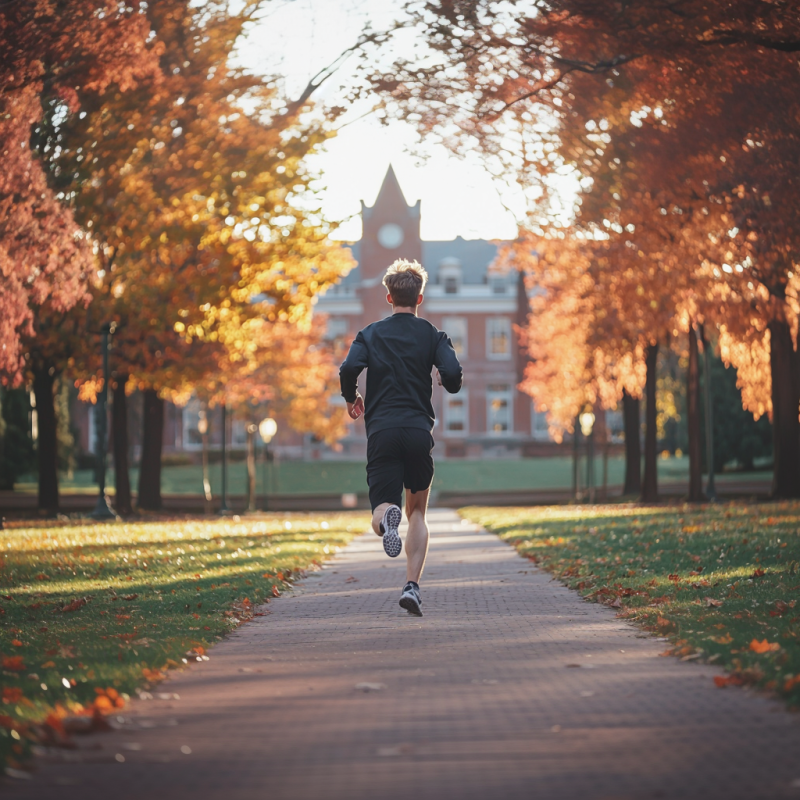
[399,593,423,617]
[382,506,403,558]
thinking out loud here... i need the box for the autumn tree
[0,1,160,383]
[0,1,164,512]
[376,0,800,498]
[37,0,353,511]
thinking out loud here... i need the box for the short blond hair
[383,259,428,307]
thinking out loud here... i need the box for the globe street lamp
[580,411,596,504]
[258,418,277,511]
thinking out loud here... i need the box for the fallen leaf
[752,568,766,578]
[749,638,780,654]
[2,656,25,671]
[123,594,138,602]
[704,597,723,608]
[59,597,87,613]
[783,675,800,692]
[2,688,23,703]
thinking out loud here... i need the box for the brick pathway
[6,510,800,800]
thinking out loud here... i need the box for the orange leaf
[783,675,800,692]
[11,640,22,647]
[271,585,281,597]
[749,639,780,654]
[93,696,114,712]
[2,656,25,671]
[2,688,23,703]
[60,597,87,613]
[41,661,56,669]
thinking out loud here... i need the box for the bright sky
[237,0,527,241]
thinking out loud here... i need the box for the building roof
[338,238,502,288]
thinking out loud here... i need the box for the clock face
[378,223,404,249]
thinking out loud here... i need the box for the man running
[339,259,463,617]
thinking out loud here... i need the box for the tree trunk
[768,319,800,498]
[112,376,133,516]
[33,368,59,515]
[137,389,164,510]
[687,326,703,502]
[622,389,641,496]
[642,343,659,502]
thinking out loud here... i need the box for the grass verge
[461,502,800,706]
[0,512,366,775]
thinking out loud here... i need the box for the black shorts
[366,427,435,511]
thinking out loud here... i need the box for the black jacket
[339,313,463,437]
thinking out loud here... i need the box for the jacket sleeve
[339,331,368,403]
[434,331,463,394]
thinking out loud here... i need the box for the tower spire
[373,164,410,210]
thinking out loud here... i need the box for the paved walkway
[7,510,800,800]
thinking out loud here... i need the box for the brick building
[316,166,555,459]
[70,166,562,465]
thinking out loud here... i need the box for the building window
[182,397,204,450]
[444,390,468,435]
[486,317,512,360]
[605,408,624,443]
[487,384,512,434]
[439,257,461,294]
[442,316,467,358]
[490,276,507,294]
[531,407,552,442]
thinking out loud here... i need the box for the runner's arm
[434,332,463,394]
[339,331,368,403]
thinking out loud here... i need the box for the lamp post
[218,403,231,515]
[580,410,596,504]
[91,323,116,520]
[258,417,277,511]
[246,422,258,513]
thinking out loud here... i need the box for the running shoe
[399,581,422,616]
[380,504,403,558]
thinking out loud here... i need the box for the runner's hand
[347,394,365,420]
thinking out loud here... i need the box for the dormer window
[490,275,506,294]
[439,257,462,294]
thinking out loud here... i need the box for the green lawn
[0,512,366,773]
[16,455,771,496]
[461,503,800,705]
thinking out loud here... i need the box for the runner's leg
[371,503,393,536]
[404,487,430,584]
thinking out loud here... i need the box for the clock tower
[358,165,422,323]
